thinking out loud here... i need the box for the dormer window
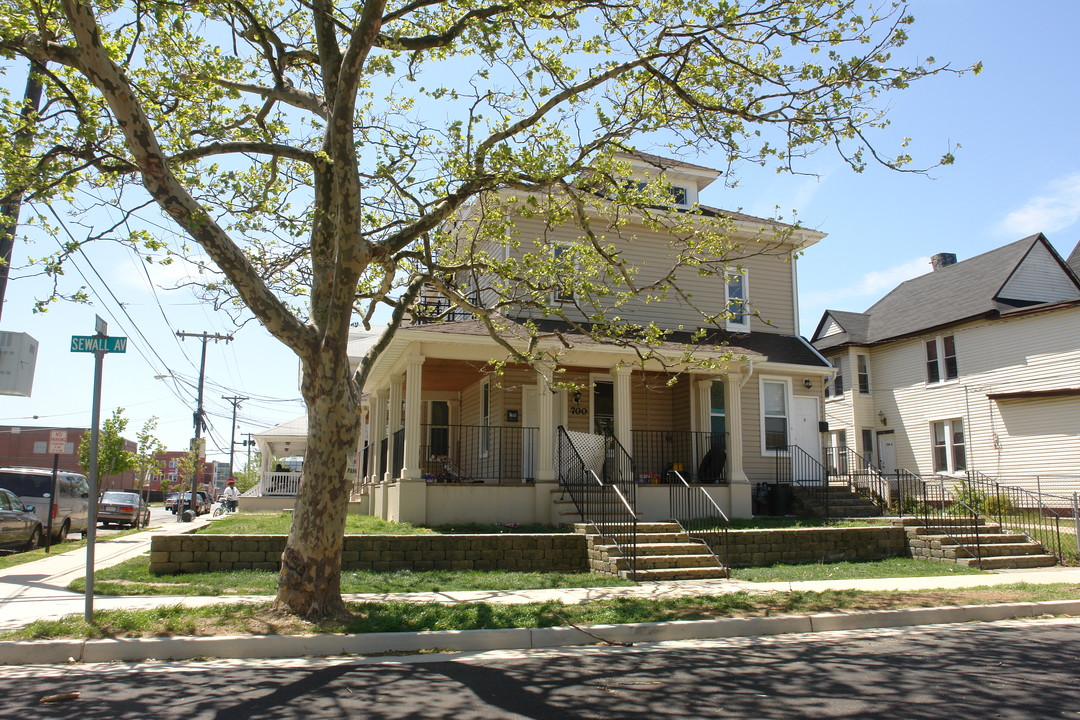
[670,186,688,205]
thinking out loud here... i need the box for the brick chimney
[930,252,957,270]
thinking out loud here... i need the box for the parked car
[167,491,211,515]
[0,487,43,551]
[98,491,151,529]
[0,467,89,542]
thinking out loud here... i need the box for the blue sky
[2,0,1079,460]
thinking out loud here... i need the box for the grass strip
[8,582,1079,641]
[0,526,155,572]
[67,557,635,596]
[730,557,986,583]
[198,514,433,535]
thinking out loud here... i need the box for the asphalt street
[1,618,1077,719]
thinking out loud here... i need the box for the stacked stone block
[150,533,589,574]
[717,527,908,567]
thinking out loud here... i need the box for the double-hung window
[925,336,958,384]
[762,380,788,451]
[826,357,844,398]
[857,354,871,394]
[552,245,574,303]
[931,418,966,473]
[725,269,749,330]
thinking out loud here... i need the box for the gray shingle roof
[813,234,1079,351]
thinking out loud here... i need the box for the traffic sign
[47,430,67,454]
[70,335,127,353]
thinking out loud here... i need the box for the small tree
[133,418,166,508]
[77,408,137,491]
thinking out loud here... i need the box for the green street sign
[70,335,127,353]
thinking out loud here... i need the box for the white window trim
[725,269,750,331]
[930,417,967,475]
[924,335,959,386]
[857,354,871,395]
[552,244,575,304]
[759,376,791,455]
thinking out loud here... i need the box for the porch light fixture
[802,378,813,389]
[878,410,887,426]
[573,390,581,404]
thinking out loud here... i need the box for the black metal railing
[412,299,475,324]
[603,432,637,505]
[895,471,984,567]
[772,444,829,516]
[962,470,1066,562]
[390,428,404,480]
[558,426,637,578]
[632,430,727,484]
[418,424,538,483]
[822,445,890,515]
[669,470,729,570]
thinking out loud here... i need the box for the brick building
[0,425,138,490]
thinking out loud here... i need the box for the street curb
[2,599,1078,666]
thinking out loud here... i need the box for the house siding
[498,216,800,335]
[825,306,1080,488]
[998,242,1080,303]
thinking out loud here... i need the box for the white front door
[791,396,823,482]
[877,431,897,474]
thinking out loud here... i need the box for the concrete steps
[573,522,730,580]
[893,518,1058,569]
[791,485,884,519]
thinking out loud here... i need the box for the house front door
[791,396,823,482]
[876,431,897,474]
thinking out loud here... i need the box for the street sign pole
[83,316,108,624]
[45,430,66,554]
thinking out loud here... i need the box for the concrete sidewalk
[1,523,1078,665]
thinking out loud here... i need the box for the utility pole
[222,395,248,477]
[177,330,233,517]
[242,432,255,470]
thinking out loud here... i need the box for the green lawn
[10,582,1080,641]
[730,557,987,583]
[199,513,433,535]
[68,555,634,595]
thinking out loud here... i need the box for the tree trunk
[273,343,360,619]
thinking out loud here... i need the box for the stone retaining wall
[149,533,589,574]
[716,526,908,567]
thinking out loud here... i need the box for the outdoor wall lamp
[878,410,887,426]
[573,390,581,404]
[802,378,813,389]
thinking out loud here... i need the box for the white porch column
[385,376,403,481]
[726,371,749,484]
[613,365,633,455]
[401,352,425,480]
[535,364,556,483]
[370,389,387,482]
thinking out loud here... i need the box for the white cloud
[800,257,929,330]
[998,173,1080,237]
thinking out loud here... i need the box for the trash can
[770,484,794,515]
[752,483,771,515]
[181,509,196,522]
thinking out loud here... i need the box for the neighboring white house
[811,234,1080,492]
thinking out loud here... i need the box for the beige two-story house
[811,233,1080,492]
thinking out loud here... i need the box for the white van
[0,467,90,541]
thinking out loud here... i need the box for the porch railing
[262,471,301,496]
[669,470,729,571]
[822,445,891,515]
[963,470,1067,562]
[772,444,829,516]
[632,430,727,484]
[558,426,637,579]
[419,424,538,483]
[895,470,984,567]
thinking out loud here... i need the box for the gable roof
[813,234,1080,351]
[1068,238,1080,279]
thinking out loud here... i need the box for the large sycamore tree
[0,0,975,618]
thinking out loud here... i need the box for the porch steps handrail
[822,444,892,514]
[773,444,830,517]
[896,470,984,568]
[668,470,729,570]
[964,470,1066,562]
[557,426,638,579]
